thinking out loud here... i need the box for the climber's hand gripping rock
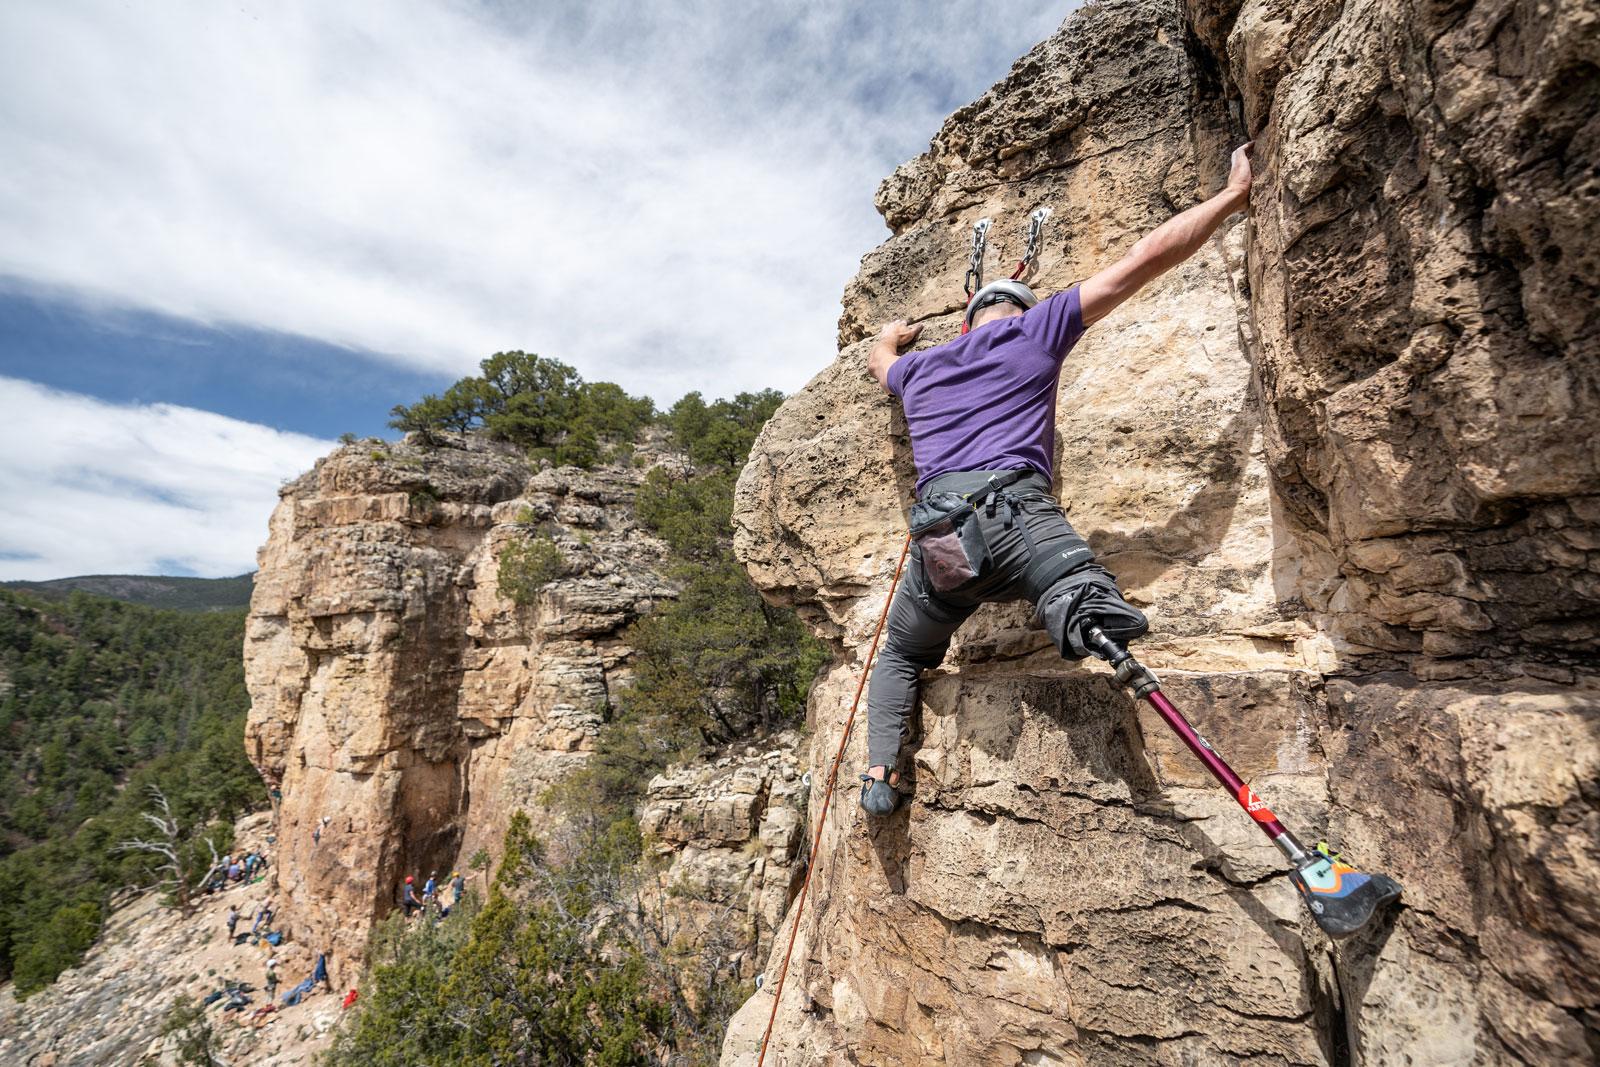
[868,319,923,394]
[1225,140,1253,199]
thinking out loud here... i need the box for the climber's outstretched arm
[1079,143,1253,328]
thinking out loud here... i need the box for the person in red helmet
[399,875,423,918]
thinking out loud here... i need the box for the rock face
[639,735,809,981]
[243,433,679,981]
[727,2,1598,1064]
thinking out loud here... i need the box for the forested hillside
[0,590,263,995]
[0,574,254,613]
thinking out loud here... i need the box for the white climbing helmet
[965,279,1039,328]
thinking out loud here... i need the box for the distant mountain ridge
[0,573,253,612]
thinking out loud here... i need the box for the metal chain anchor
[963,217,992,298]
[1012,206,1052,279]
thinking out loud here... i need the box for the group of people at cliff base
[224,898,283,948]
[399,868,466,920]
[198,952,333,1028]
[203,849,269,895]
[205,868,340,1029]
[263,951,332,1007]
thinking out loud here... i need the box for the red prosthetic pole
[1083,626,1402,938]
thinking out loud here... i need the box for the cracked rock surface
[639,736,809,985]
[725,1,1598,1063]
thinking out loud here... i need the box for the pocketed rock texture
[726,1,1598,1064]
[243,432,682,982]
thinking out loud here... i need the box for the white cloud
[0,1,1071,403]
[0,376,332,580]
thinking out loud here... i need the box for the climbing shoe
[859,773,900,816]
[1291,845,1403,938]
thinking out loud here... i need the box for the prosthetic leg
[1085,626,1403,938]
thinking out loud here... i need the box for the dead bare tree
[112,785,224,915]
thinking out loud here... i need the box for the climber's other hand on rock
[1226,142,1254,203]
[879,319,923,352]
[869,320,921,392]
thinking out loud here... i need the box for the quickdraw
[1011,206,1052,279]
[960,209,1051,335]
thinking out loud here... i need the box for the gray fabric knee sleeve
[1037,566,1149,659]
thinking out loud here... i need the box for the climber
[400,875,424,918]
[859,143,1255,815]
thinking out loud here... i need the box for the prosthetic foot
[1084,624,1403,940]
[1291,844,1405,938]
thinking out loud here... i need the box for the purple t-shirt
[887,286,1086,493]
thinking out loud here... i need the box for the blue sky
[0,289,441,440]
[0,0,1076,580]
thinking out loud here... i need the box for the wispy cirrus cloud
[0,1,1071,402]
[0,376,332,580]
[0,2,1078,580]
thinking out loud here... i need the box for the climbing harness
[1083,627,1404,938]
[756,535,911,1067]
[961,208,1050,334]
[909,470,1086,599]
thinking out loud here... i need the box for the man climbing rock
[860,143,1254,815]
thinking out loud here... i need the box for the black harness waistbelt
[912,468,1093,602]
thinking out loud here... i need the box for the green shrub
[159,994,223,1066]
[407,486,440,517]
[662,390,783,468]
[10,902,100,996]
[388,352,655,467]
[325,814,674,1067]
[498,535,566,606]
[634,468,736,562]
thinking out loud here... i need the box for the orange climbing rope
[756,533,911,1067]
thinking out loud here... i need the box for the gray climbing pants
[864,469,1149,770]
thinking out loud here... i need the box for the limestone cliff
[640,735,809,981]
[242,432,687,982]
[726,1,1598,1064]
